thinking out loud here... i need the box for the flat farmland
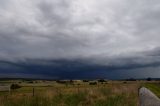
[0,80,158,106]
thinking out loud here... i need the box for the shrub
[98,79,106,83]
[83,80,89,82]
[89,82,97,85]
[147,77,152,81]
[10,84,21,90]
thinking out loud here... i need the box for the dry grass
[0,81,140,106]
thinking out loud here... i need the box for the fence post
[77,84,79,93]
[33,88,35,96]
[9,86,11,95]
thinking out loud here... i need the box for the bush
[10,84,21,90]
[56,80,74,85]
[89,82,97,85]
[98,79,106,83]
[56,80,67,84]
[147,77,152,81]
[83,80,89,82]
[28,81,34,83]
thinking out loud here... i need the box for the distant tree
[69,80,74,84]
[56,80,66,84]
[83,80,89,82]
[147,77,152,81]
[98,79,106,82]
[89,82,97,85]
[10,84,21,90]
[126,78,136,81]
[56,80,74,85]
[28,81,34,83]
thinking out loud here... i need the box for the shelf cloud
[0,0,160,79]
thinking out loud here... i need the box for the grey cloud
[0,0,160,71]
[37,0,71,27]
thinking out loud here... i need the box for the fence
[0,85,10,92]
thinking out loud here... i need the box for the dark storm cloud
[0,0,160,79]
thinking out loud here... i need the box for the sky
[0,0,160,79]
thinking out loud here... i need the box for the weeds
[0,83,139,106]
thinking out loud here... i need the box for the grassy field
[0,80,155,106]
[143,82,160,97]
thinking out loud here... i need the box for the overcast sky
[0,0,160,79]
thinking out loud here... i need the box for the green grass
[1,96,52,106]
[0,92,86,106]
[143,83,160,97]
[94,94,125,106]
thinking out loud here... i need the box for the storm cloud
[0,0,160,79]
